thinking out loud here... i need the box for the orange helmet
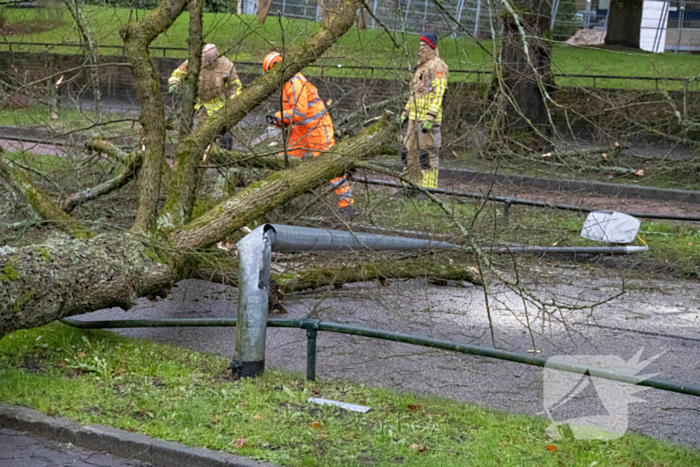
[262,51,282,75]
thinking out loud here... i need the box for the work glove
[421,120,433,133]
[266,115,283,128]
[168,83,178,93]
[399,115,407,127]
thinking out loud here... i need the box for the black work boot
[339,206,355,221]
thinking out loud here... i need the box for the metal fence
[60,223,700,398]
[241,0,700,52]
[551,0,700,53]
[242,0,497,37]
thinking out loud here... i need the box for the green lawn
[2,5,700,87]
[2,323,699,466]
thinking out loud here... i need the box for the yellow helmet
[262,51,282,75]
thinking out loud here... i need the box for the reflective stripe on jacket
[404,48,449,124]
[275,73,335,157]
[168,57,242,116]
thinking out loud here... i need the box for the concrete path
[75,266,700,449]
[0,427,149,467]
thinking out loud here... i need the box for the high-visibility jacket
[403,48,449,124]
[168,56,242,116]
[275,73,334,158]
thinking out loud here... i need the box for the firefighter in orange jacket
[262,51,354,220]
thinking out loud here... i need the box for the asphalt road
[0,428,149,467]
[76,263,700,449]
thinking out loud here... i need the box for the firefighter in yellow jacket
[168,44,242,148]
[400,32,448,191]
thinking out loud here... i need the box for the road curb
[0,402,279,467]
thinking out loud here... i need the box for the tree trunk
[0,117,395,338]
[0,235,172,340]
[258,0,275,24]
[120,0,188,233]
[605,0,642,49]
[498,0,553,135]
[178,0,203,141]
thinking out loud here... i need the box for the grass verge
[1,323,699,466]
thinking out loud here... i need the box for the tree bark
[605,0,642,49]
[178,0,203,141]
[258,0,274,25]
[197,253,482,292]
[120,0,188,233]
[498,0,553,134]
[0,235,172,340]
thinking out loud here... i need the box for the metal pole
[266,224,457,251]
[651,1,668,54]
[423,0,429,28]
[405,0,412,25]
[452,0,463,40]
[230,226,272,378]
[676,0,686,55]
[503,199,512,227]
[474,0,482,37]
[550,0,559,31]
[371,0,378,28]
[232,224,457,378]
[603,4,609,30]
[305,322,318,381]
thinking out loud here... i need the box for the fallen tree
[0,0,483,341]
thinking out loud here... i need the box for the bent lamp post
[229,224,456,378]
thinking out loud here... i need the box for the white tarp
[581,211,641,244]
[640,0,670,53]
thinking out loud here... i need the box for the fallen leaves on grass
[234,438,247,449]
[407,404,421,412]
[410,444,428,453]
[308,421,323,429]
[546,444,558,452]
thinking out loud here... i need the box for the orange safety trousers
[276,73,352,209]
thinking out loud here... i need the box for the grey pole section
[474,0,482,37]
[232,224,456,378]
[266,224,457,251]
[550,0,559,31]
[230,226,273,378]
[675,0,686,55]
[371,0,379,28]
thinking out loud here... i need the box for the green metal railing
[60,317,700,398]
[2,41,698,90]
